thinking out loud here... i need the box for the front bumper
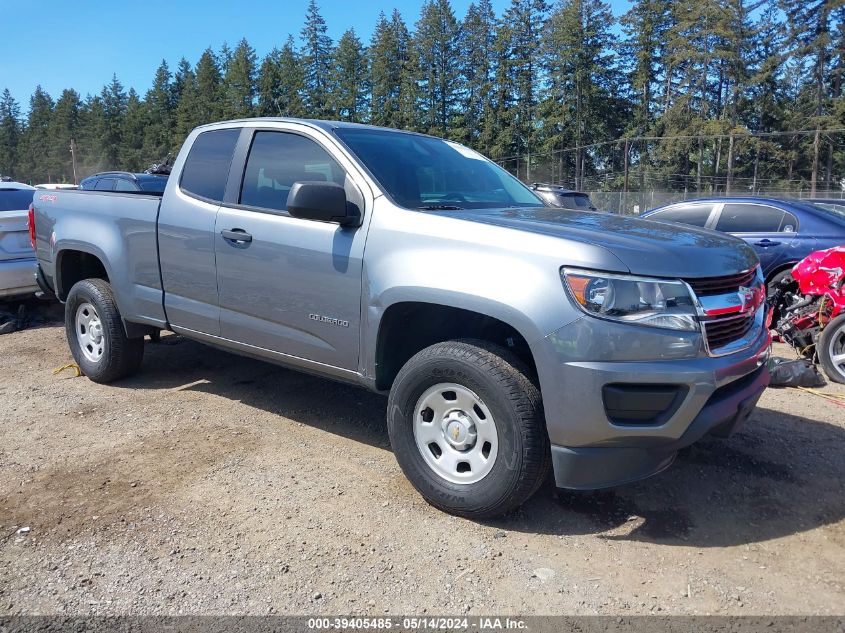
[535,316,771,489]
[0,258,39,299]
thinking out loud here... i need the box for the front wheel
[65,278,144,383]
[818,313,845,384]
[387,340,550,519]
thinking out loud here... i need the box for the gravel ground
[1,305,843,616]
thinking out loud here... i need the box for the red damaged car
[773,246,845,383]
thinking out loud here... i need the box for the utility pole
[726,132,735,195]
[622,138,630,214]
[811,128,820,196]
[70,139,79,185]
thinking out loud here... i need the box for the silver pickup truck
[31,118,771,518]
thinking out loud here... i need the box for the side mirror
[287,181,359,226]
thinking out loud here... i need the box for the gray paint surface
[33,117,770,490]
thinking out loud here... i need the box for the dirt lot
[1,307,843,616]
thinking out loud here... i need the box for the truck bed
[33,189,166,326]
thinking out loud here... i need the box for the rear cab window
[179,128,241,203]
[716,203,796,233]
[648,204,715,227]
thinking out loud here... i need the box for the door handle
[754,239,781,247]
[221,229,253,244]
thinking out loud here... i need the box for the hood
[432,207,758,278]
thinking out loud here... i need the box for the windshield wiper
[417,204,464,210]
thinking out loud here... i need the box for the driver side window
[240,131,346,213]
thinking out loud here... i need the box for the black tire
[65,278,144,383]
[387,339,550,519]
[818,313,845,384]
[767,268,796,300]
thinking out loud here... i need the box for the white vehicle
[0,181,38,299]
[35,183,78,190]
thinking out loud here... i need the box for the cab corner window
[180,128,240,203]
[239,131,345,213]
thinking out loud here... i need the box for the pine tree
[330,29,369,122]
[173,63,199,146]
[0,89,22,179]
[621,0,672,129]
[257,48,284,116]
[300,0,334,117]
[195,48,223,123]
[370,10,418,129]
[77,94,108,175]
[541,0,624,189]
[370,12,400,127]
[143,60,174,160]
[222,38,257,118]
[173,58,193,103]
[100,75,128,169]
[122,88,148,171]
[414,0,462,137]
[48,89,81,183]
[393,10,421,131]
[277,37,308,117]
[492,0,547,172]
[458,0,497,148]
[780,0,839,192]
[19,86,54,183]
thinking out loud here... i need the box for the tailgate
[0,208,35,262]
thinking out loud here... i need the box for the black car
[79,171,168,193]
[529,183,598,211]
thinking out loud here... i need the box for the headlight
[562,269,699,331]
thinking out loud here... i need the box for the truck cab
[32,118,771,519]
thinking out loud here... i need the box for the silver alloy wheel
[413,382,499,484]
[75,302,105,364]
[827,320,845,381]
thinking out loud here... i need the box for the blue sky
[0,0,631,111]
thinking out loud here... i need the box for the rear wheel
[818,313,845,384]
[387,340,550,519]
[65,279,144,383]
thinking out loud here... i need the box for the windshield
[334,128,542,210]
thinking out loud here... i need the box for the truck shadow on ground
[119,335,845,548]
[497,407,845,546]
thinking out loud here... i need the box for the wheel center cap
[442,411,477,450]
[89,321,103,342]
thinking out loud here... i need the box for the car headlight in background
[562,269,699,331]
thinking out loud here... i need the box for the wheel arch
[765,261,799,285]
[372,298,541,391]
[55,246,112,300]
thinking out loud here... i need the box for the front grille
[686,268,757,296]
[684,269,762,354]
[703,314,756,350]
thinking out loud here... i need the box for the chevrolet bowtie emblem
[737,286,755,313]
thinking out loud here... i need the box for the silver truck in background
[1,181,38,299]
[31,119,771,518]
